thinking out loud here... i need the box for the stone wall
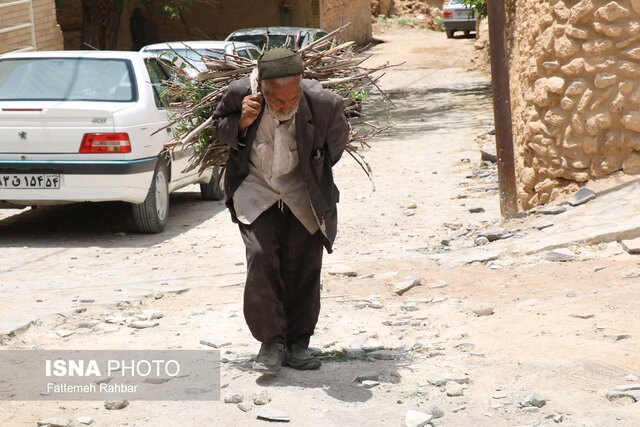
[510,0,640,208]
[0,0,63,54]
[56,0,371,51]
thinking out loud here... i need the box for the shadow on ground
[362,83,492,141]
[223,354,411,404]
[0,190,227,248]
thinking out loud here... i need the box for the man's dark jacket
[211,78,349,253]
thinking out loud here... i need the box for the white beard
[270,105,298,121]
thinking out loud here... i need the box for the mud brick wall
[56,0,371,51]
[321,0,372,44]
[510,0,640,209]
[0,0,63,54]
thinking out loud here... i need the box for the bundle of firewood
[158,23,396,184]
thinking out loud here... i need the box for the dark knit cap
[258,47,304,80]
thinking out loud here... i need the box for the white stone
[393,276,421,295]
[426,371,470,386]
[570,313,595,319]
[446,381,465,396]
[129,320,159,329]
[605,333,631,341]
[545,248,576,262]
[625,374,640,382]
[223,391,243,403]
[621,237,640,254]
[200,338,231,348]
[401,302,419,312]
[256,408,290,422]
[328,264,358,277]
[237,402,252,412]
[76,416,94,425]
[473,307,494,317]
[37,418,70,427]
[534,219,554,230]
[55,329,75,338]
[404,410,433,427]
[252,390,271,405]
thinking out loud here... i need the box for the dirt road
[2,24,640,426]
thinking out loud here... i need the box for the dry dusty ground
[1,24,640,426]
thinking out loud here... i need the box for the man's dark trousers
[239,203,323,349]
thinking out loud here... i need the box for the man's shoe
[253,342,286,375]
[283,343,322,370]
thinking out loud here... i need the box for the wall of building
[0,0,63,54]
[322,0,372,44]
[510,0,640,209]
[56,0,371,51]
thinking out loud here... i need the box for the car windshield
[146,48,225,72]
[0,58,136,102]
[228,34,297,51]
[447,0,464,5]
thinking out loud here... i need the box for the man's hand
[238,93,263,131]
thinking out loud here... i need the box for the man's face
[261,75,303,121]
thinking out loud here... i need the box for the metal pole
[486,0,518,218]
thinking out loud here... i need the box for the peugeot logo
[19,131,27,140]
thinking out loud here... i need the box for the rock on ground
[328,264,358,277]
[423,403,444,419]
[256,408,290,422]
[426,371,470,386]
[393,276,422,295]
[545,248,576,262]
[200,337,232,348]
[404,410,433,427]
[104,400,129,410]
[253,390,271,405]
[37,418,70,427]
[446,381,465,396]
[223,391,243,403]
[621,237,640,254]
[568,188,596,206]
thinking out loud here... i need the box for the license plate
[456,11,469,18]
[0,174,60,189]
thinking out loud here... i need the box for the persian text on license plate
[0,174,61,189]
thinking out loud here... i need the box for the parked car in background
[225,27,328,51]
[443,0,476,39]
[141,41,261,76]
[0,51,223,233]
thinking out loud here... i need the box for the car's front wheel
[132,160,170,233]
[200,167,225,201]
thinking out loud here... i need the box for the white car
[0,50,223,233]
[140,40,261,75]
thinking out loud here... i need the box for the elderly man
[211,48,349,374]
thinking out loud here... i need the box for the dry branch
[160,23,397,186]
